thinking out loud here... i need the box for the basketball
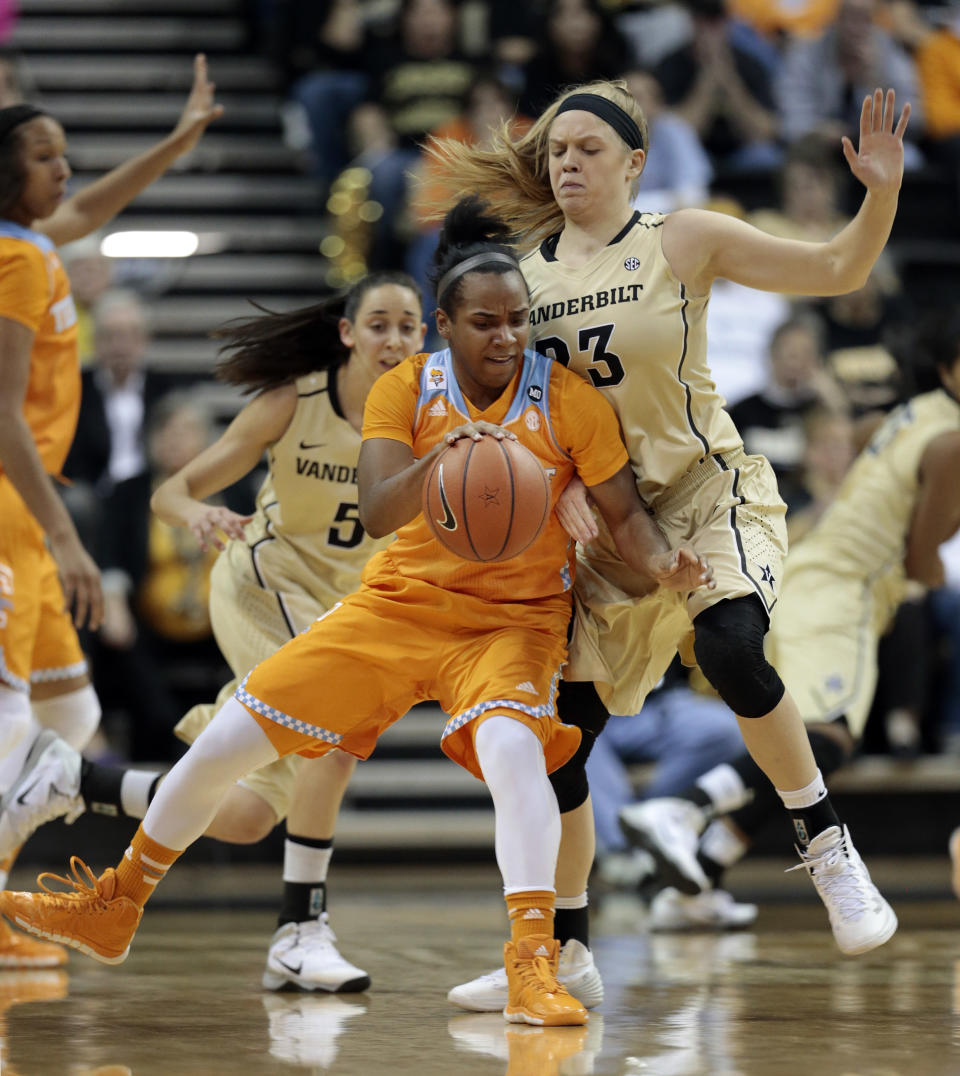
[422,435,551,562]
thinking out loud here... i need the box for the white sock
[695,763,749,814]
[699,819,749,869]
[776,770,827,810]
[283,838,333,884]
[120,769,162,819]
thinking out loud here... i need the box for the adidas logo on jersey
[514,681,537,694]
[523,908,546,919]
[428,399,447,417]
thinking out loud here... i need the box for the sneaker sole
[836,905,898,956]
[618,815,706,896]
[447,988,504,1012]
[262,969,371,993]
[503,1006,589,1026]
[11,916,129,966]
[0,952,67,968]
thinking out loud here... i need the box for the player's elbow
[358,502,390,539]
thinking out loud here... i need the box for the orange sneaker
[0,915,67,967]
[0,856,141,966]
[503,935,588,1027]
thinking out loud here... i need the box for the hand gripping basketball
[422,434,550,562]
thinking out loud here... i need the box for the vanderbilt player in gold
[0,271,427,993]
[431,81,910,1002]
[636,310,960,908]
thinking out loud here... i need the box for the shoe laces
[36,856,113,912]
[516,952,563,996]
[786,837,872,921]
[297,916,339,954]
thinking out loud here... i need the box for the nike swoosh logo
[435,463,457,531]
[298,440,326,451]
[278,957,303,975]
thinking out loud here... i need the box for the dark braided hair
[428,196,525,316]
[215,270,421,396]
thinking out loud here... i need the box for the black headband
[554,93,645,152]
[0,105,47,144]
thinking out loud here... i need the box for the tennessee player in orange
[0,56,221,967]
[0,197,712,1025]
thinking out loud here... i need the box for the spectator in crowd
[60,290,183,557]
[728,0,840,42]
[518,0,633,117]
[410,74,530,343]
[333,0,481,271]
[58,236,114,367]
[624,66,713,212]
[784,406,856,544]
[817,254,912,435]
[94,393,230,762]
[586,659,756,930]
[269,1,391,190]
[777,0,925,165]
[749,132,851,245]
[729,313,846,509]
[887,0,960,165]
[653,0,781,173]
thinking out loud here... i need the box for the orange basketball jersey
[362,348,628,602]
[0,223,79,477]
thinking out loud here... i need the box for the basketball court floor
[0,858,957,1076]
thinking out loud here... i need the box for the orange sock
[114,825,181,908]
[506,890,555,943]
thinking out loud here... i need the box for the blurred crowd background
[3,0,958,799]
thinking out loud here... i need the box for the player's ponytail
[214,270,421,395]
[429,196,524,315]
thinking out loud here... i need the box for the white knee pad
[0,683,36,758]
[31,683,102,751]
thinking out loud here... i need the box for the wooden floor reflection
[1,861,959,1076]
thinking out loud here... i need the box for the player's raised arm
[38,53,223,246]
[663,89,911,297]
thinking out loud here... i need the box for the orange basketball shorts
[237,574,581,781]
[0,478,86,694]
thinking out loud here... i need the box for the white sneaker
[262,916,371,993]
[262,993,366,1066]
[619,798,708,895]
[787,825,897,955]
[446,938,604,1012]
[648,887,758,932]
[0,730,84,857]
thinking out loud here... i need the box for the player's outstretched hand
[556,475,599,544]
[170,53,224,156]
[649,547,715,592]
[185,504,253,552]
[842,88,910,196]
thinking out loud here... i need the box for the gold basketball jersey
[521,211,743,505]
[789,388,960,587]
[240,368,392,612]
